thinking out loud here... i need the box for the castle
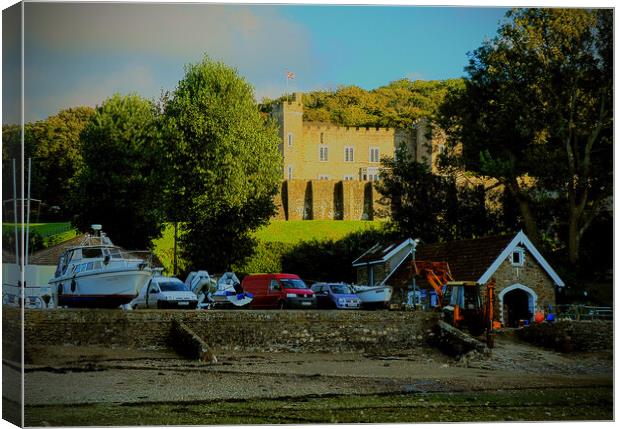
[270,93,441,220]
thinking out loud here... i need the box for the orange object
[492,321,502,330]
[534,311,545,323]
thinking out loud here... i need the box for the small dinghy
[185,271,253,308]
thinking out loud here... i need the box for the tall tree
[162,56,281,272]
[376,144,499,243]
[3,107,95,219]
[437,8,612,266]
[70,94,165,249]
[28,107,95,213]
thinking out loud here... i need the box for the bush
[281,227,397,284]
[233,241,294,277]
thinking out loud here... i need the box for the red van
[242,274,316,309]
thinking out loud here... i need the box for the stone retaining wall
[16,309,437,354]
[516,320,613,352]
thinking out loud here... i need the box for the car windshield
[330,284,353,294]
[158,281,188,292]
[280,278,308,290]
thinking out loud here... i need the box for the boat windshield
[330,284,354,294]
[280,278,308,290]
[82,247,104,258]
[159,282,188,292]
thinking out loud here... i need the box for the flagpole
[285,70,289,102]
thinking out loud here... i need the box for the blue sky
[4,3,508,123]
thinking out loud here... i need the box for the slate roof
[353,240,406,265]
[414,234,515,282]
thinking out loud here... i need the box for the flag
[287,71,295,80]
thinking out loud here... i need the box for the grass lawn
[2,222,73,237]
[152,219,384,274]
[255,220,384,244]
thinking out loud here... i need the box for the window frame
[344,146,354,162]
[319,145,329,162]
[511,247,525,267]
[370,147,380,163]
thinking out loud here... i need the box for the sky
[3,2,509,123]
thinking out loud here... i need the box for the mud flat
[22,334,613,425]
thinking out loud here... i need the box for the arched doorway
[499,284,537,327]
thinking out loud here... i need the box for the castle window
[367,167,379,181]
[345,147,354,162]
[511,247,525,267]
[318,174,330,180]
[370,147,380,163]
[320,132,324,144]
[343,175,354,181]
[287,165,293,180]
[319,145,328,162]
[288,133,293,147]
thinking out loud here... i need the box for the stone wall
[492,250,557,323]
[516,320,613,352]
[19,309,437,354]
[276,179,384,220]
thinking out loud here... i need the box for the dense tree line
[261,79,463,129]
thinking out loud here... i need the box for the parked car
[131,276,198,309]
[311,283,361,309]
[242,273,316,309]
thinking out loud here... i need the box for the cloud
[21,3,317,121]
[24,3,314,78]
[25,63,159,122]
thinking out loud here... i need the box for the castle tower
[272,92,304,180]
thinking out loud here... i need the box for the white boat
[49,225,153,308]
[351,284,393,309]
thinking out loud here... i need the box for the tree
[259,78,463,129]
[376,144,500,243]
[29,107,95,213]
[70,94,165,249]
[162,56,281,273]
[3,107,95,219]
[437,8,612,266]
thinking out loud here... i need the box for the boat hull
[353,286,393,309]
[50,269,151,308]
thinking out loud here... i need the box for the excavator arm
[412,260,454,307]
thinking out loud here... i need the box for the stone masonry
[17,309,437,355]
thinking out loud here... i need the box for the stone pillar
[342,181,366,220]
[311,180,336,220]
[286,180,309,220]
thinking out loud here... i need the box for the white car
[131,276,198,309]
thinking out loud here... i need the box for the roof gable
[478,231,565,287]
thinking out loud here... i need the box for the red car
[242,273,316,309]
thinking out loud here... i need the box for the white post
[12,159,19,267]
[25,158,31,268]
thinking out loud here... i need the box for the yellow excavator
[412,260,496,348]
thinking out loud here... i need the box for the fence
[553,304,613,321]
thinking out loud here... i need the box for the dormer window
[511,247,525,267]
